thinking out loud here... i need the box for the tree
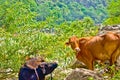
[0,0,37,32]
[103,0,120,25]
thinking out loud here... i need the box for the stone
[64,68,103,80]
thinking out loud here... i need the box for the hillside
[35,0,108,23]
[0,0,109,25]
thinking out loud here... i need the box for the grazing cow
[19,56,58,80]
[66,32,120,70]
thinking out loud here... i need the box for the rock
[64,68,103,80]
[70,60,87,69]
[97,24,120,35]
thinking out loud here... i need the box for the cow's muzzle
[75,47,80,52]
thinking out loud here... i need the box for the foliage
[103,17,120,25]
[35,0,108,23]
[0,0,37,32]
[0,0,108,24]
[103,0,120,25]
[111,70,120,80]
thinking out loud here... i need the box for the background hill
[35,0,108,23]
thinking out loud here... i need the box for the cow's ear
[65,42,70,46]
[25,56,31,61]
[79,38,87,44]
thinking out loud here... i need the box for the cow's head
[65,36,80,52]
[66,36,91,53]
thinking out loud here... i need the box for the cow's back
[101,32,120,57]
[85,32,120,61]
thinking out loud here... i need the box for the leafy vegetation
[35,0,108,23]
[0,0,120,80]
[0,0,108,26]
[103,0,120,25]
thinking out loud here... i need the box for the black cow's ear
[25,56,31,61]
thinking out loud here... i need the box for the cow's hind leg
[106,49,120,77]
[110,49,120,66]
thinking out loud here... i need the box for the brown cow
[66,32,120,70]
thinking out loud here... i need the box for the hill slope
[35,0,108,23]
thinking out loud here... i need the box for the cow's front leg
[80,59,94,70]
[86,60,94,70]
